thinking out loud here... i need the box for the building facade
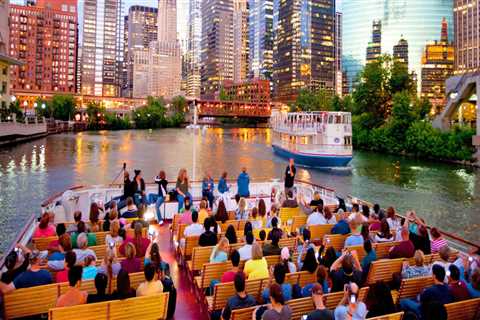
[233,0,249,83]
[218,79,270,103]
[272,0,336,103]
[185,0,202,98]
[366,20,382,63]
[421,18,454,114]
[343,0,454,91]
[248,0,273,80]
[200,0,234,98]
[454,0,480,74]
[146,0,181,99]
[9,1,77,97]
[80,0,123,97]
[123,5,158,98]
[393,37,409,66]
[335,11,343,97]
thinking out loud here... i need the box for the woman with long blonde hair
[176,168,191,212]
[210,237,229,263]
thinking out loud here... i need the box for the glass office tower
[343,0,453,91]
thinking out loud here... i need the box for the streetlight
[11,96,16,102]
[41,103,46,109]
[34,102,38,108]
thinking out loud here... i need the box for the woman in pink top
[33,213,56,238]
[430,227,448,253]
[132,223,150,257]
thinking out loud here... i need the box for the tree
[389,59,415,95]
[34,98,52,118]
[86,101,106,128]
[51,94,76,121]
[294,88,332,112]
[171,95,187,114]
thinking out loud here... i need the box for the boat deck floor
[153,223,208,320]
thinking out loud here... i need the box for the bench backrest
[190,245,214,272]
[345,245,366,261]
[398,276,434,300]
[48,293,169,320]
[366,258,404,285]
[323,287,369,310]
[291,215,307,233]
[177,224,187,242]
[309,224,335,241]
[323,234,348,251]
[33,231,110,251]
[231,305,257,320]
[279,207,302,223]
[445,297,480,320]
[183,235,201,258]
[279,237,297,251]
[367,311,404,320]
[4,283,59,319]
[210,278,265,311]
[374,241,400,259]
[110,271,145,292]
[287,296,315,320]
[197,261,231,288]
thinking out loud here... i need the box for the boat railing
[0,213,36,268]
[346,195,480,252]
[275,141,352,155]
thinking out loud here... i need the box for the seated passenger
[280,247,297,273]
[73,233,97,265]
[87,273,111,303]
[111,269,136,300]
[430,227,448,254]
[235,197,248,220]
[33,212,56,238]
[330,251,363,292]
[250,208,263,230]
[56,265,87,307]
[71,221,97,248]
[210,237,229,263]
[56,251,76,283]
[261,283,292,319]
[82,255,98,280]
[221,273,257,320]
[0,250,52,293]
[262,232,281,257]
[47,223,67,252]
[199,217,218,247]
[302,265,329,298]
[262,263,292,303]
[1,244,31,284]
[281,190,298,208]
[344,221,364,247]
[448,264,470,301]
[331,210,351,235]
[238,232,254,261]
[215,200,229,224]
[304,283,334,320]
[323,207,337,225]
[183,210,204,240]
[373,219,394,243]
[97,248,121,277]
[66,211,82,234]
[467,268,480,298]
[48,234,72,271]
[334,282,368,320]
[121,243,141,274]
[105,220,123,246]
[267,217,283,240]
[301,247,318,273]
[179,199,193,225]
[360,240,377,273]
[88,203,102,232]
[385,207,402,239]
[266,205,282,228]
[131,223,150,257]
[198,200,209,224]
[401,250,430,279]
[364,281,396,318]
[244,243,269,280]
[307,205,327,226]
[102,204,119,232]
[121,197,138,218]
[388,227,415,259]
[431,246,452,282]
[136,263,163,296]
[225,225,238,245]
[221,250,244,283]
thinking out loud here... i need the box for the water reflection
[0,128,478,253]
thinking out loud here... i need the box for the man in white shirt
[184,211,204,237]
[238,232,254,261]
[136,263,164,296]
[73,233,97,265]
[307,208,327,226]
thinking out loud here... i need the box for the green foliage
[51,94,76,121]
[132,96,185,129]
[0,100,24,121]
[293,88,333,112]
[34,98,52,118]
[219,88,232,101]
[104,113,132,130]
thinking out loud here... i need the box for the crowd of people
[1,159,479,320]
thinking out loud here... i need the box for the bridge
[190,100,271,119]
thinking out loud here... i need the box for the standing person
[237,167,250,198]
[202,172,215,209]
[218,171,230,194]
[132,169,146,208]
[176,168,191,212]
[284,158,296,194]
[152,170,168,225]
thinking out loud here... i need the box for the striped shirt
[431,238,448,253]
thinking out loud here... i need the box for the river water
[0,128,478,252]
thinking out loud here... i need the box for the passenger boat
[1,178,479,320]
[270,111,353,167]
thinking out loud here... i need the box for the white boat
[270,111,353,167]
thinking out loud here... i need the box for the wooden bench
[110,271,146,292]
[48,292,169,320]
[323,287,369,310]
[33,231,109,251]
[231,305,257,320]
[287,296,315,320]
[219,220,241,231]
[178,235,200,264]
[396,276,433,302]
[323,234,348,251]
[279,237,297,252]
[4,283,59,319]
[345,245,367,261]
[194,261,231,289]
[279,207,302,224]
[187,245,214,275]
[206,278,265,311]
[291,215,307,233]
[374,241,400,259]
[284,271,316,288]
[366,258,404,285]
[367,311,404,320]
[309,224,335,241]
[444,297,480,320]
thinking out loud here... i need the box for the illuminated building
[233,0,249,82]
[9,1,77,97]
[185,0,202,98]
[393,37,409,67]
[80,0,123,97]
[454,0,480,74]
[335,12,343,97]
[217,79,270,103]
[248,0,273,81]
[272,0,336,103]
[366,20,382,63]
[146,0,182,99]
[200,0,234,98]
[343,0,453,91]
[123,6,158,98]
[421,18,454,114]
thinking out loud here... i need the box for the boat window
[335,115,342,124]
[344,136,352,146]
[328,115,333,124]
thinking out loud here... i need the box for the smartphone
[302,316,308,320]
[326,238,331,244]
[109,241,115,249]
[350,295,357,304]
[446,270,451,277]
[14,247,21,254]
[468,256,474,262]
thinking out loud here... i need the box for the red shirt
[33,225,56,238]
[179,211,193,225]
[389,240,415,259]
[56,269,68,283]
[449,281,471,301]
[221,271,244,283]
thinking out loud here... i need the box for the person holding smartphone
[333,282,367,320]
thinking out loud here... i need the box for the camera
[108,241,115,249]
[468,256,474,262]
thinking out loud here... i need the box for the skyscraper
[200,0,234,98]
[185,0,202,98]
[453,0,480,74]
[343,0,453,91]
[233,0,249,82]
[123,6,158,98]
[366,20,382,63]
[80,0,123,97]
[146,0,181,99]
[9,0,77,95]
[248,0,273,80]
[335,12,343,97]
[421,18,454,114]
[272,0,336,103]
[393,37,409,67]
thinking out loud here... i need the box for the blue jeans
[147,194,165,221]
[177,192,192,212]
[202,190,214,209]
[400,298,421,318]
